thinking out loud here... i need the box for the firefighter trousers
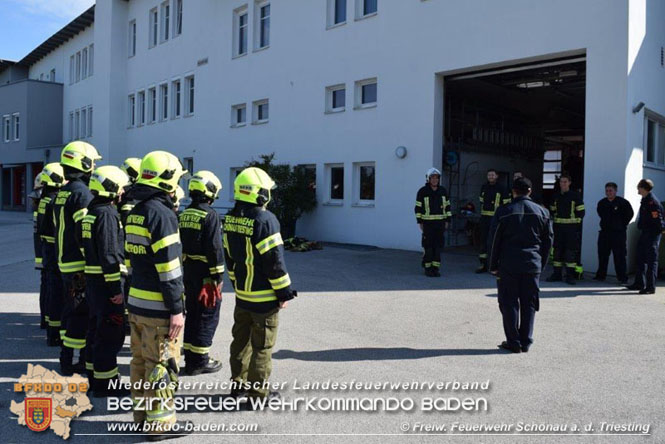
[183,275,221,368]
[421,222,444,271]
[478,216,492,264]
[552,224,581,277]
[44,260,64,343]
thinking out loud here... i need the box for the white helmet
[425,167,441,181]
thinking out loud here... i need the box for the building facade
[2,0,665,273]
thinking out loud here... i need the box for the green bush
[244,153,317,238]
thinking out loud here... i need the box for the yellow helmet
[89,166,130,199]
[189,170,222,200]
[61,141,101,173]
[37,163,66,188]
[121,157,142,183]
[234,167,276,205]
[136,150,187,193]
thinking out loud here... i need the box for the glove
[198,278,221,308]
[149,362,178,399]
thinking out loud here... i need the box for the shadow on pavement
[273,347,505,362]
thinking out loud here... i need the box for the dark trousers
[45,266,64,341]
[478,216,492,264]
[184,274,221,368]
[87,278,125,389]
[39,269,47,327]
[552,225,581,276]
[634,232,661,290]
[596,230,627,280]
[497,272,540,349]
[421,222,444,271]
[60,273,89,367]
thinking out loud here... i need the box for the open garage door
[442,56,586,247]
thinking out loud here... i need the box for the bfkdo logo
[25,398,52,432]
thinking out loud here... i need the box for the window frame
[644,110,665,169]
[69,55,75,84]
[254,1,270,51]
[173,0,183,37]
[160,1,170,43]
[325,163,345,204]
[137,90,146,126]
[75,51,81,83]
[129,20,137,57]
[233,6,249,58]
[149,8,159,48]
[12,113,19,142]
[88,44,94,76]
[252,99,269,124]
[128,94,136,128]
[352,161,376,206]
[148,87,157,123]
[68,112,74,141]
[75,110,80,139]
[185,75,195,116]
[81,47,88,79]
[87,106,93,137]
[172,79,182,119]
[50,68,56,82]
[3,115,10,143]
[327,0,347,28]
[354,78,377,109]
[80,108,87,139]
[325,84,346,113]
[355,0,377,20]
[159,83,169,121]
[231,103,247,127]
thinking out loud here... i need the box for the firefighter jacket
[80,199,126,296]
[414,185,452,225]
[637,192,665,235]
[118,184,138,227]
[597,196,633,232]
[223,202,295,313]
[550,190,585,226]
[125,185,184,319]
[479,182,510,217]
[38,189,59,268]
[53,177,93,274]
[488,196,553,274]
[179,200,225,283]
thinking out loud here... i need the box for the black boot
[565,268,577,285]
[475,264,487,274]
[546,269,563,282]
[184,358,223,376]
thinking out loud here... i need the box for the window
[68,112,74,141]
[356,0,377,18]
[50,69,55,82]
[160,84,169,120]
[75,110,80,139]
[354,162,375,203]
[150,8,158,47]
[185,76,195,115]
[149,87,157,123]
[81,47,88,79]
[233,7,248,57]
[231,104,247,127]
[255,2,270,50]
[87,106,93,137]
[80,108,87,138]
[252,99,269,123]
[172,80,181,118]
[12,114,19,141]
[161,1,170,42]
[69,55,75,84]
[174,0,183,36]
[327,0,346,27]
[326,164,344,202]
[128,94,136,127]
[326,84,346,112]
[3,116,10,142]
[88,44,94,76]
[129,20,137,56]
[645,114,665,166]
[542,150,562,190]
[75,51,81,82]
[355,78,377,108]
[138,91,146,125]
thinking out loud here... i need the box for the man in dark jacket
[594,182,634,283]
[626,179,664,294]
[180,171,225,375]
[488,177,553,353]
[477,169,510,273]
[224,167,296,401]
[414,168,451,277]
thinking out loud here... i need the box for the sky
[0,0,95,62]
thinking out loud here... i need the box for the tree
[245,153,317,238]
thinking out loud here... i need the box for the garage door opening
[442,56,586,247]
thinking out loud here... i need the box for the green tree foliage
[245,153,317,238]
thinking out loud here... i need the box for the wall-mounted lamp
[395,146,407,159]
[632,102,645,114]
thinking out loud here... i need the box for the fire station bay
[1,0,664,273]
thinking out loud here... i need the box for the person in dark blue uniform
[488,177,553,353]
[626,179,664,294]
[594,182,633,283]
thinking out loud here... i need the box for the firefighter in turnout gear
[36,163,66,345]
[180,171,225,375]
[53,141,101,375]
[415,168,451,277]
[119,157,142,335]
[81,166,131,397]
[547,174,585,285]
[31,175,46,329]
[125,151,192,436]
[477,169,510,273]
[224,167,296,401]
